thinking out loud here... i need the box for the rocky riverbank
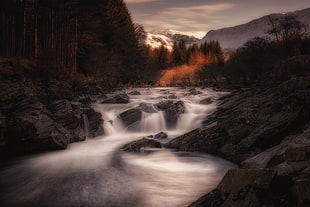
[0,60,104,156]
[164,78,310,206]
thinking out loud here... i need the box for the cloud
[137,3,235,33]
[124,0,160,3]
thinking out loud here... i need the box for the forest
[1,0,309,89]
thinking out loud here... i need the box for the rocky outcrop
[161,77,310,207]
[156,100,185,128]
[5,101,72,151]
[167,78,310,163]
[199,97,212,105]
[121,137,162,152]
[119,103,158,128]
[0,62,104,154]
[83,108,104,138]
[189,169,295,207]
[153,132,168,140]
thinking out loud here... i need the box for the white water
[0,87,235,207]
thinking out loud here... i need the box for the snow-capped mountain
[200,8,310,51]
[136,25,200,50]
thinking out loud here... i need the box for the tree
[172,40,187,66]
[268,14,306,79]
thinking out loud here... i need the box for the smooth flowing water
[0,88,235,207]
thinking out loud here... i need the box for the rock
[187,89,202,96]
[153,132,168,140]
[121,138,162,152]
[101,93,130,104]
[168,94,177,99]
[188,189,223,207]
[119,103,158,127]
[242,125,310,169]
[5,102,72,152]
[292,173,310,206]
[165,125,225,155]
[199,97,212,105]
[189,169,290,207]
[84,108,104,138]
[49,100,86,142]
[156,100,185,128]
[129,91,141,95]
[0,112,6,148]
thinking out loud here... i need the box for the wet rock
[5,102,72,152]
[187,89,202,96]
[119,103,158,127]
[101,93,130,104]
[154,132,168,140]
[189,169,285,207]
[84,108,104,138]
[188,189,223,207]
[168,94,178,99]
[129,91,141,95]
[165,125,226,155]
[49,100,86,142]
[242,125,310,169]
[199,97,212,105]
[121,138,162,152]
[156,100,185,128]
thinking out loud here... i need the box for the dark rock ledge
[0,61,104,156]
[164,77,310,207]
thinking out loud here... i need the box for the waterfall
[103,118,125,136]
[0,87,236,207]
[140,111,166,133]
[82,114,90,138]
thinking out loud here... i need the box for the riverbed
[0,87,236,207]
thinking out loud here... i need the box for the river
[0,87,236,207]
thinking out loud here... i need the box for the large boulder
[5,101,72,152]
[165,125,226,155]
[119,103,158,128]
[49,100,87,142]
[83,108,104,138]
[156,100,185,128]
[189,169,293,207]
[121,138,162,152]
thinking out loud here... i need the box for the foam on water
[0,87,235,207]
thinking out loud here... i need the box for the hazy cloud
[125,0,310,35]
[124,0,160,3]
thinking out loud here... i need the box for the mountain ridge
[135,24,201,50]
[200,7,310,51]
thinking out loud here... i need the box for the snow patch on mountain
[199,8,310,51]
[136,25,200,50]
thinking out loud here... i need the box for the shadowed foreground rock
[164,77,310,207]
[0,62,104,154]
[189,169,296,207]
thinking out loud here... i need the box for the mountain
[200,8,310,51]
[136,25,200,50]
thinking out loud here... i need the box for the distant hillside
[135,25,200,50]
[200,8,310,51]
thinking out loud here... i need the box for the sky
[124,0,310,37]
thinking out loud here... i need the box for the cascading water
[82,113,90,138]
[0,87,235,207]
[140,111,166,133]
